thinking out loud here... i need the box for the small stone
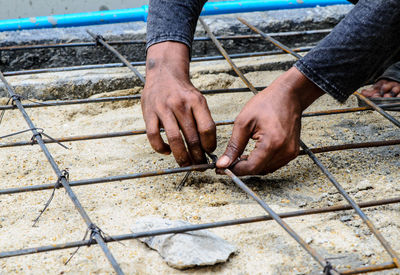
[340,215,352,222]
[363,250,374,257]
[305,237,313,244]
[131,217,236,269]
[298,201,307,207]
[357,180,373,191]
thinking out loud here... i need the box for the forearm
[295,0,400,102]
[145,42,191,88]
[146,0,207,51]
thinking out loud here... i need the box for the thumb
[216,122,250,168]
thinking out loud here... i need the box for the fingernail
[217,155,230,167]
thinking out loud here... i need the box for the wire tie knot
[56,169,69,189]
[10,94,22,105]
[94,34,105,46]
[323,261,334,275]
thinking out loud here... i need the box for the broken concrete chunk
[131,217,236,269]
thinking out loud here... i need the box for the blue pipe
[0,0,350,32]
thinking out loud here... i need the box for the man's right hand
[141,41,216,167]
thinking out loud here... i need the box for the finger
[263,151,298,174]
[380,83,394,96]
[230,139,273,176]
[390,86,400,97]
[216,120,251,169]
[145,113,171,155]
[216,155,248,175]
[192,99,217,153]
[160,112,192,167]
[371,92,382,98]
[174,109,207,164]
[360,87,376,97]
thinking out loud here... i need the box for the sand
[0,65,400,274]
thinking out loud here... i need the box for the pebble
[340,215,352,222]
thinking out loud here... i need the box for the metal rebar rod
[339,262,397,274]
[301,103,400,117]
[354,92,400,128]
[0,163,215,195]
[224,169,331,271]
[1,196,399,259]
[0,120,232,148]
[239,17,400,268]
[0,72,124,274]
[2,136,399,196]
[199,18,258,95]
[0,29,331,51]
[2,101,400,149]
[237,17,303,60]
[300,140,400,268]
[2,47,312,77]
[0,87,267,111]
[86,30,145,84]
[0,137,398,196]
[298,139,400,155]
[1,89,399,112]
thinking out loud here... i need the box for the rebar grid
[0,19,399,275]
[234,16,400,273]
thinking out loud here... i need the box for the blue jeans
[147,0,400,102]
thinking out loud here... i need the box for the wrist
[283,67,325,111]
[145,41,191,85]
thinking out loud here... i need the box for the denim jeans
[147,0,400,102]
[378,62,400,83]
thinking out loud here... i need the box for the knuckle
[226,141,240,155]
[186,136,201,148]
[147,129,159,140]
[197,94,207,104]
[234,118,247,129]
[168,133,183,144]
[166,97,185,109]
[188,92,205,105]
[152,143,165,153]
[175,155,191,167]
[199,123,216,137]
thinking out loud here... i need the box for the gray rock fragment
[340,215,352,222]
[357,179,373,191]
[131,217,236,269]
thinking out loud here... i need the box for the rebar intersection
[0,17,399,275]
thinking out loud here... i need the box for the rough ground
[0,57,399,274]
